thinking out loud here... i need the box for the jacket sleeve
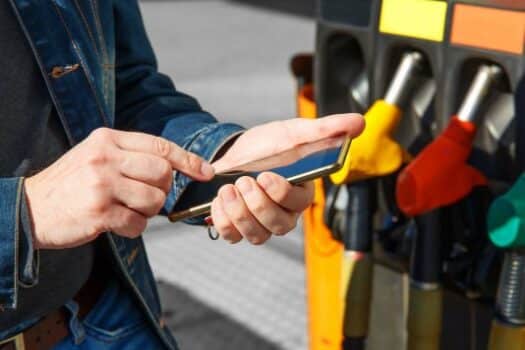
[0,178,38,310]
[113,0,244,213]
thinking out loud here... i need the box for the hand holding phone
[168,114,364,223]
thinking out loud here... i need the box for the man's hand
[211,113,364,244]
[25,128,214,249]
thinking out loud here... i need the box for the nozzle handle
[488,174,525,248]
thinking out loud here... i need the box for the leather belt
[0,273,106,350]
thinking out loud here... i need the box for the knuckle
[158,161,173,190]
[231,211,250,225]
[184,153,202,173]
[152,189,167,211]
[154,137,172,158]
[87,191,110,215]
[159,160,173,179]
[249,199,266,216]
[86,147,109,166]
[272,187,290,205]
[90,127,113,143]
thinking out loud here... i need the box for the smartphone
[167,136,352,222]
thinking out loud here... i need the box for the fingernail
[200,162,215,178]
[222,186,237,203]
[258,173,274,190]
[237,177,252,194]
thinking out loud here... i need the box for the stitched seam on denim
[105,236,175,349]
[71,0,101,61]
[84,318,147,342]
[126,247,140,266]
[50,1,110,128]
[88,0,108,64]
[88,0,110,102]
[8,0,76,145]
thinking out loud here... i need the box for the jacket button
[50,64,80,79]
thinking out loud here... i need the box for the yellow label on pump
[379,0,448,42]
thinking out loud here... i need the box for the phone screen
[169,136,348,222]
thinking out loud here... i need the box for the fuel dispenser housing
[300,0,525,349]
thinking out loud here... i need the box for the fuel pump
[324,50,427,350]
[394,63,502,350]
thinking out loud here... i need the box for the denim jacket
[0,1,243,348]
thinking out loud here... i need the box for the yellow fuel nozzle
[330,52,423,185]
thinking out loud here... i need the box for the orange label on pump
[450,4,525,55]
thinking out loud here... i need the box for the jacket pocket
[82,279,148,342]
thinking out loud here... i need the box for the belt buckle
[0,333,25,350]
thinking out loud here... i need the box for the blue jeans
[52,279,167,350]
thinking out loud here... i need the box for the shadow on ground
[157,280,280,350]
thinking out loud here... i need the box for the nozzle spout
[457,64,502,123]
[384,51,424,106]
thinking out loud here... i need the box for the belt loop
[0,333,25,350]
[63,300,86,345]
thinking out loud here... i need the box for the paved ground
[140,1,314,349]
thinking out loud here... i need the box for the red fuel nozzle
[396,64,501,217]
[396,116,487,217]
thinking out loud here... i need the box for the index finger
[287,114,365,145]
[110,130,215,181]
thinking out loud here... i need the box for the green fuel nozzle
[488,174,525,249]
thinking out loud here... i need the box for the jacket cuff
[163,122,244,214]
[0,178,24,309]
[18,183,39,288]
